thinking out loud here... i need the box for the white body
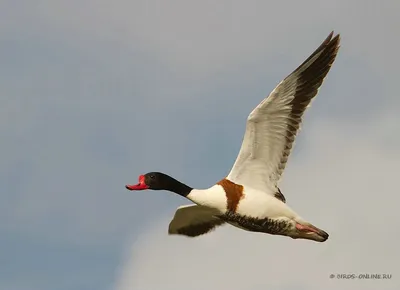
[187,185,302,221]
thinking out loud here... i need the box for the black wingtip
[328,31,341,49]
[327,31,334,40]
[291,31,341,75]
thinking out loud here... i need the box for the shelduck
[126,32,340,242]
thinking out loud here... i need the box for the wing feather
[227,32,340,197]
[168,205,225,237]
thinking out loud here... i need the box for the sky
[1,1,399,289]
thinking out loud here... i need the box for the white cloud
[114,118,400,290]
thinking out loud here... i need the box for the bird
[126,31,340,242]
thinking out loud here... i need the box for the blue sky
[1,1,399,290]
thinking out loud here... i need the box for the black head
[125,172,192,196]
[125,172,169,190]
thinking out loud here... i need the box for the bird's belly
[220,212,291,235]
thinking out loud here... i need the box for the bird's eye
[150,175,155,179]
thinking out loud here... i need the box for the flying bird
[126,32,340,242]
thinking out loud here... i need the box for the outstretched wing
[168,205,225,237]
[227,32,340,195]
